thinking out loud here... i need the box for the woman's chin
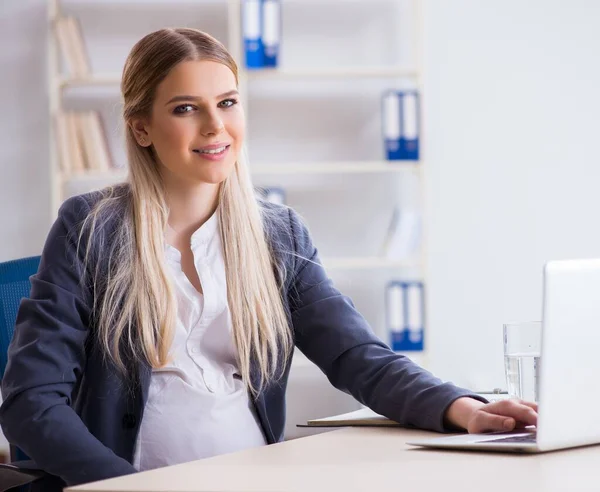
[193,168,235,185]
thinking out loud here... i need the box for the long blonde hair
[77,28,292,396]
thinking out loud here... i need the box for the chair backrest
[0,256,41,466]
[0,256,41,379]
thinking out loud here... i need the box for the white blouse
[133,211,267,471]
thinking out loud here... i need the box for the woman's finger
[468,410,516,433]
[516,399,538,412]
[484,399,538,426]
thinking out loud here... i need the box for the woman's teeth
[195,146,228,154]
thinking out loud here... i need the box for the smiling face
[132,60,244,189]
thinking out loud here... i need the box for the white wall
[423,0,600,390]
[0,0,49,262]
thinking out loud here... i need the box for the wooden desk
[66,427,600,491]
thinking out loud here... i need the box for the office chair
[0,256,46,491]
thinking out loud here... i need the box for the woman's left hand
[445,397,538,433]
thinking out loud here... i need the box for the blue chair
[0,256,46,491]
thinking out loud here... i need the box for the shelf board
[251,161,418,174]
[61,169,127,183]
[321,256,419,270]
[61,0,224,4]
[60,75,121,89]
[61,0,397,6]
[60,65,418,89]
[60,161,418,183]
[245,66,418,79]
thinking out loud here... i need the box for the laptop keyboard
[484,433,536,444]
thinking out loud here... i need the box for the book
[77,111,112,171]
[55,17,78,77]
[54,113,73,175]
[55,16,91,78]
[66,112,86,174]
[66,16,90,77]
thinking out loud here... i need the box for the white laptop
[408,258,600,453]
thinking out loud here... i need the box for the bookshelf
[48,0,427,368]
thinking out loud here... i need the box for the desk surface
[66,427,600,492]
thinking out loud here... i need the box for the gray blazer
[0,186,483,491]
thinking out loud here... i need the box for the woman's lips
[192,145,230,161]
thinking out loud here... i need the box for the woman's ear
[130,118,152,147]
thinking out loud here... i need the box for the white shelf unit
[59,67,416,88]
[58,160,418,182]
[48,0,426,366]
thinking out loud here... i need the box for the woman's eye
[218,98,238,109]
[173,104,194,114]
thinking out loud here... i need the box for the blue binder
[382,90,420,161]
[243,0,264,69]
[386,281,424,351]
[261,0,281,67]
[386,281,407,350]
[259,186,286,205]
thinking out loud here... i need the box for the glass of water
[503,321,541,403]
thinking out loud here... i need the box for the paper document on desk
[304,407,399,427]
[303,393,510,428]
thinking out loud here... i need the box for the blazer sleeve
[0,196,137,485]
[287,208,486,432]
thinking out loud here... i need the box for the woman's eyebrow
[165,90,239,105]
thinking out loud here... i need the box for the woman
[0,28,536,491]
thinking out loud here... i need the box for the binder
[382,90,420,160]
[243,0,263,69]
[386,281,424,351]
[386,281,406,350]
[380,206,421,260]
[401,91,419,160]
[406,282,424,347]
[264,187,286,205]
[257,187,286,205]
[262,0,281,67]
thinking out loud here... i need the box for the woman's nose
[201,111,225,136]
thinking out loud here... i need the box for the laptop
[407,258,600,453]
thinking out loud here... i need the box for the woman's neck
[165,182,220,238]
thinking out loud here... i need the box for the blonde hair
[77,28,292,396]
